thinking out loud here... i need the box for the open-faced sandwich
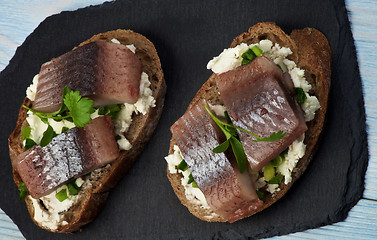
[165,22,331,222]
[8,30,166,232]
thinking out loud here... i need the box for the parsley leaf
[24,138,37,150]
[18,182,28,201]
[204,103,285,173]
[63,88,94,127]
[294,87,307,104]
[40,125,57,147]
[252,130,286,142]
[61,126,70,133]
[21,126,31,140]
[22,86,95,128]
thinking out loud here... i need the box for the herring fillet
[15,116,119,198]
[33,41,142,113]
[170,99,262,222]
[216,56,307,172]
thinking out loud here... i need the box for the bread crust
[167,22,331,222]
[8,30,166,232]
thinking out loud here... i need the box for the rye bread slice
[8,29,166,232]
[167,22,331,222]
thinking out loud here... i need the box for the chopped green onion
[55,189,68,202]
[268,174,284,184]
[21,126,32,140]
[256,190,264,200]
[115,134,122,141]
[294,87,307,104]
[241,48,257,65]
[177,160,188,171]
[187,174,195,184]
[270,155,283,167]
[251,46,263,57]
[263,164,275,181]
[187,174,199,188]
[18,182,28,201]
[67,181,80,196]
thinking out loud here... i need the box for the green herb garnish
[115,134,122,141]
[61,126,70,133]
[268,174,284,184]
[55,188,68,202]
[21,126,32,140]
[24,138,37,150]
[204,104,286,173]
[39,125,57,147]
[187,173,198,188]
[251,46,263,57]
[98,104,122,120]
[67,181,80,196]
[241,46,263,65]
[177,159,189,171]
[23,86,95,128]
[18,182,28,201]
[270,155,283,167]
[256,190,265,200]
[187,173,195,184]
[263,164,276,181]
[294,87,307,104]
[241,48,257,65]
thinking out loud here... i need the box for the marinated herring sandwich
[165,22,331,222]
[8,30,166,232]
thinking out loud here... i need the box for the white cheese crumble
[164,145,219,219]
[24,41,155,228]
[277,134,306,184]
[29,177,84,230]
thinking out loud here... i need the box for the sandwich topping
[21,40,156,229]
[166,39,320,220]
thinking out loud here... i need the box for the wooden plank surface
[0,0,376,239]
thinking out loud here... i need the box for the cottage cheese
[164,145,219,219]
[30,177,85,230]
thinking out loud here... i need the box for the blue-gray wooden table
[0,0,376,239]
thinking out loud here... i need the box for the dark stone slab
[0,0,368,239]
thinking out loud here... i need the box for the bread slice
[8,29,166,232]
[167,22,331,222]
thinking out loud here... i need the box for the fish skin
[216,56,307,172]
[33,41,142,113]
[15,116,119,198]
[171,99,262,222]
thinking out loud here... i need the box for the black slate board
[0,0,369,239]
